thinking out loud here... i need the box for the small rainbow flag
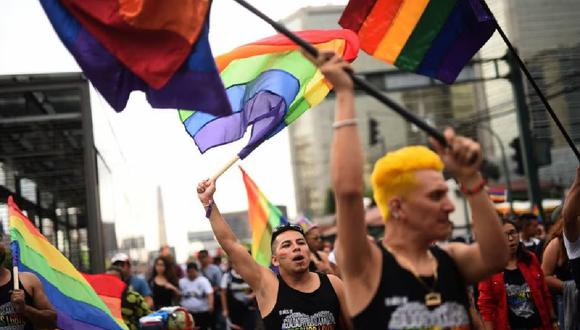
[179,29,359,159]
[240,167,288,267]
[339,0,495,83]
[8,197,127,330]
[40,0,230,116]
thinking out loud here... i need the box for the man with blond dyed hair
[310,50,509,329]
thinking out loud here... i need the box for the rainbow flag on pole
[179,29,359,159]
[240,167,288,267]
[339,0,495,83]
[8,197,127,330]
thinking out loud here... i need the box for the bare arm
[315,51,373,280]
[207,290,214,313]
[328,275,353,330]
[563,167,580,242]
[541,238,564,293]
[144,295,154,307]
[15,273,57,329]
[196,180,275,295]
[434,129,509,284]
[220,289,229,317]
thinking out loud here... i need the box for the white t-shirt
[564,234,580,259]
[179,275,213,313]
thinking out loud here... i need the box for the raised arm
[563,167,580,242]
[313,51,373,279]
[196,180,275,295]
[433,129,509,284]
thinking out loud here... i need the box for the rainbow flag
[40,0,231,116]
[179,29,359,159]
[240,167,288,267]
[83,273,127,328]
[8,197,127,330]
[339,0,495,83]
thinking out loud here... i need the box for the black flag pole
[480,0,580,161]
[231,0,448,147]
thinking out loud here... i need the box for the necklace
[384,244,442,307]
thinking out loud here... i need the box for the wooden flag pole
[480,0,580,161]
[13,266,19,290]
[231,0,448,147]
[212,155,241,181]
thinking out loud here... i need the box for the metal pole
[80,82,105,273]
[506,52,544,219]
[478,126,514,214]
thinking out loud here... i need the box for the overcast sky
[0,0,346,261]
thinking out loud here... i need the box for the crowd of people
[105,248,260,330]
[1,52,579,330]
[194,51,580,329]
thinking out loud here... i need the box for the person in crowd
[542,217,575,326]
[111,252,154,307]
[220,259,256,330]
[107,266,151,330]
[159,245,184,279]
[478,219,555,329]
[148,255,180,310]
[179,262,213,330]
[519,213,544,260]
[198,249,224,329]
[313,50,508,328]
[323,241,334,254]
[0,242,56,329]
[196,179,352,329]
[562,167,580,326]
[295,216,333,274]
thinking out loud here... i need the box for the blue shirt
[201,264,222,288]
[129,276,152,297]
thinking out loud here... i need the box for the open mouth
[292,255,305,262]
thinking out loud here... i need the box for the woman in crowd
[478,219,555,329]
[148,255,181,310]
[542,217,574,326]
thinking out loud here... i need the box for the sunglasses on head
[271,223,305,244]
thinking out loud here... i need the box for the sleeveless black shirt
[353,244,472,330]
[0,270,34,330]
[262,272,341,330]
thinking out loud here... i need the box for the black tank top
[262,272,341,330]
[353,243,472,330]
[0,270,34,330]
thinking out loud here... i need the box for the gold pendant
[425,292,442,307]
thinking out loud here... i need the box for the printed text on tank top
[262,272,341,330]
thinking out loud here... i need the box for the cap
[111,252,130,264]
[293,215,318,234]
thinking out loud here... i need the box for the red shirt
[477,253,553,330]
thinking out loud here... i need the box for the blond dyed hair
[371,146,444,221]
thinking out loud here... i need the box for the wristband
[459,178,487,196]
[332,118,358,129]
[204,200,214,218]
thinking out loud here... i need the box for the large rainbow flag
[339,0,495,83]
[240,167,288,267]
[179,29,359,159]
[8,197,127,330]
[40,0,231,116]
